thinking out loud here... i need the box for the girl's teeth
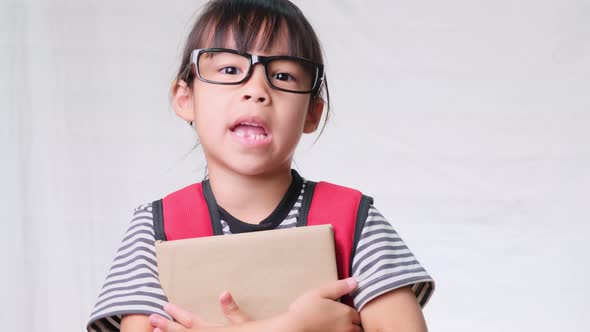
[250,134,265,140]
[234,131,266,140]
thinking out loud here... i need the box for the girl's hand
[284,277,362,332]
[149,293,252,331]
[219,291,252,324]
[149,303,216,332]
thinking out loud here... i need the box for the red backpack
[152,180,373,307]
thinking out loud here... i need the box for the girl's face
[173,32,324,177]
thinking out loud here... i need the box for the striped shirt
[87,179,435,331]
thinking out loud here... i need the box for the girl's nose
[241,64,270,104]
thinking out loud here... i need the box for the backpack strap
[297,181,374,307]
[152,181,222,241]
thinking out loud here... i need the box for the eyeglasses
[190,48,324,94]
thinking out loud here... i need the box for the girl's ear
[171,79,195,122]
[303,97,325,134]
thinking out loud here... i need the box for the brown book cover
[155,224,338,324]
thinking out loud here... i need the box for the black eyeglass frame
[190,48,325,94]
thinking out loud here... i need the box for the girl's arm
[125,285,427,332]
[359,286,428,332]
[121,315,154,332]
[120,297,254,332]
[121,313,289,332]
[143,278,361,332]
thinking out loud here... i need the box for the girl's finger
[350,309,362,325]
[149,314,183,332]
[163,303,195,328]
[219,291,251,324]
[311,277,357,300]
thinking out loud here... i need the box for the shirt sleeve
[351,205,435,311]
[87,203,172,332]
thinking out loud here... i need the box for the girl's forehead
[206,22,292,56]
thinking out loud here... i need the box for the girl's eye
[273,72,296,82]
[221,66,241,75]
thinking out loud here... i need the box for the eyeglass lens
[197,50,316,92]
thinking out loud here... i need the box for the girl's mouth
[230,120,272,146]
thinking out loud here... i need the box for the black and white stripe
[351,207,434,309]
[276,182,304,229]
[88,204,172,332]
[87,182,434,331]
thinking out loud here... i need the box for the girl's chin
[211,156,291,178]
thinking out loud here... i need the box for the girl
[88,0,435,331]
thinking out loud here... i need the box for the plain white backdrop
[1,0,589,331]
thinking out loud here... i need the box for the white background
[1,0,589,331]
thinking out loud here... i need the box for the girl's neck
[207,166,293,225]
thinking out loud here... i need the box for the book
[155,224,338,324]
